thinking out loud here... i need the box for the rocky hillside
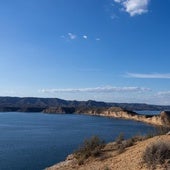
[46,135,170,170]
[1,96,170,126]
[44,107,170,127]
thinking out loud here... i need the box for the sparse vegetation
[142,141,170,169]
[113,133,136,154]
[131,134,144,142]
[103,166,110,170]
[144,126,170,139]
[47,126,170,170]
[115,133,124,144]
[74,136,105,165]
[113,127,170,155]
[154,126,170,136]
[73,126,170,166]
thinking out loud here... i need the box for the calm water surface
[0,112,155,170]
[135,110,160,115]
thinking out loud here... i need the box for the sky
[0,0,170,105]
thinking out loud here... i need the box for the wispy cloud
[68,33,77,40]
[114,0,150,16]
[110,14,119,20]
[61,33,101,41]
[83,35,88,39]
[114,0,122,3]
[151,91,170,105]
[96,38,101,41]
[126,73,170,79]
[157,91,170,96]
[40,86,150,93]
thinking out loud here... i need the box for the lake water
[0,112,155,170]
[135,110,160,115]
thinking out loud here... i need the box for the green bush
[142,141,170,169]
[74,136,105,164]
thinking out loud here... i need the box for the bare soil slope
[46,135,170,170]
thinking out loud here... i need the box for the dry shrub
[131,135,145,142]
[74,136,105,164]
[103,166,110,170]
[114,133,136,154]
[145,126,170,140]
[115,133,124,145]
[142,141,170,169]
[154,126,170,136]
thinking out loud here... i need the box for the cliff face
[76,107,164,126]
[160,111,170,126]
[43,107,170,127]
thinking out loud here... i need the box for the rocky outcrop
[43,106,170,127]
[160,111,170,126]
[75,107,165,126]
[46,135,170,170]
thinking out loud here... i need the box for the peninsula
[1,96,170,127]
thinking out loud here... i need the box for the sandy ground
[46,135,170,170]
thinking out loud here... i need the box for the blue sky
[0,0,170,104]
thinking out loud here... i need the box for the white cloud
[83,35,88,39]
[68,33,77,40]
[114,0,123,3]
[40,86,150,93]
[114,0,150,16]
[126,73,170,79]
[61,33,101,42]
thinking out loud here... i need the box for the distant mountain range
[0,96,170,112]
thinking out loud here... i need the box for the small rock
[166,131,170,135]
[66,154,74,161]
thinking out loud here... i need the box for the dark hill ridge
[0,96,170,112]
[1,97,170,126]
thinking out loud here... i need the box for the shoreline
[0,106,170,127]
[46,135,170,170]
[44,107,170,127]
[44,107,170,169]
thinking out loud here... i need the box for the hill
[46,135,170,170]
[0,96,170,112]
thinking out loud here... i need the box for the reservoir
[135,110,160,115]
[0,112,154,170]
